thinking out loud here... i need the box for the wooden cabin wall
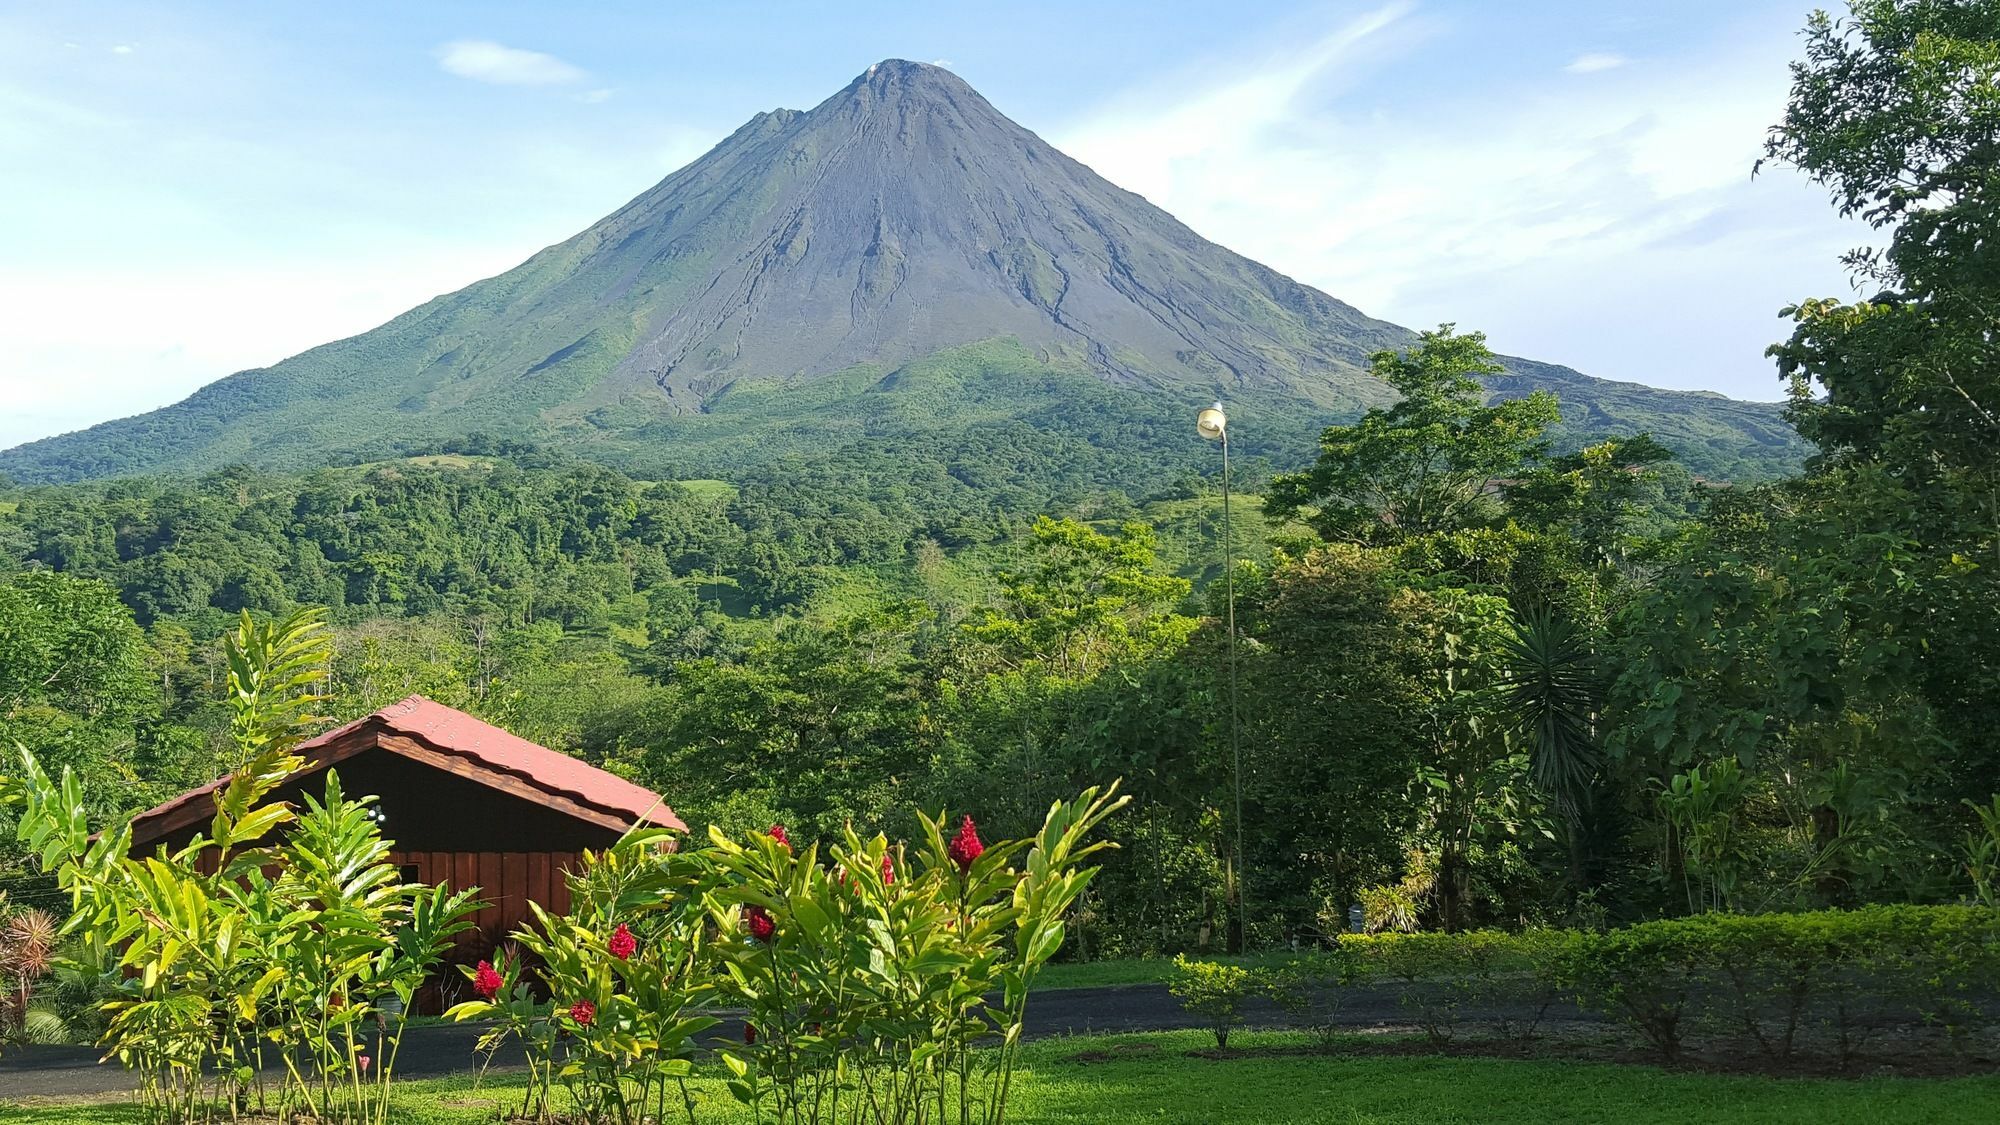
[389,849,582,952]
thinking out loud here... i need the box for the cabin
[126,695,683,970]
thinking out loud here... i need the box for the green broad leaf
[1026,920,1066,965]
[793,897,834,938]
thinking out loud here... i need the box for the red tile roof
[128,695,683,845]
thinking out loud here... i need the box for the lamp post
[1198,402,1249,953]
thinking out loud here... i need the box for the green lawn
[8,1031,1999,1124]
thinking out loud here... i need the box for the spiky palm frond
[1498,604,1602,806]
[0,908,58,977]
[18,1005,69,1045]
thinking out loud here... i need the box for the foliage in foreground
[4,606,1131,1125]
[1,610,483,1122]
[445,786,1128,1125]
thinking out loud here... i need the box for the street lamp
[1198,402,1249,953]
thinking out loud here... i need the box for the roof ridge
[377,694,428,718]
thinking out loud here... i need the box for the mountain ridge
[0,59,1803,485]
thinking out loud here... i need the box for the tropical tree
[1266,326,1559,546]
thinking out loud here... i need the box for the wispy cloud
[435,40,585,86]
[1566,52,1628,73]
[1056,6,1859,400]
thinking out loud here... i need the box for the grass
[668,479,739,503]
[11,1031,1997,1124]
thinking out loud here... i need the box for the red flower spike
[472,961,503,1001]
[881,852,895,886]
[768,824,792,852]
[744,904,776,943]
[569,1000,596,1027]
[608,923,637,960]
[947,816,984,872]
[357,1055,371,1074]
[744,1022,758,1045]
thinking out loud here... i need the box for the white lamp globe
[1196,403,1227,441]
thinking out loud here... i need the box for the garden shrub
[1550,916,1706,1060]
[1339,929,1538,1045]
[448,832,719,1125]
[1557,905,2000,1064]
[706,787,1129,1124]
[1167,955,1259,1050]
[448,785,1130,1125]
[1261,949,1356,1051]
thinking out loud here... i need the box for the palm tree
[1497,604,1603,890]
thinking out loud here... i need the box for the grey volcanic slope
[0,60,1802,483]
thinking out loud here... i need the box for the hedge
[1168,905,2000,1063]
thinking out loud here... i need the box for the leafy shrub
[1260,950,1356,1051]
[1167,955,1259,1050]
[447,786,1129,1125]
[1340,930,1551,1045]
[707,788,1129,1124]
[1556,906,2000,1064]
[448,834,718,1125]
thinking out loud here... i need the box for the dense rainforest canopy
[4,0,1999,952]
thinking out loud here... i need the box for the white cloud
[435,39,585,86]
[930,58,954,68]
[110,44,134,55]
[1056,8,1861,401]
[1565,52,1627,73]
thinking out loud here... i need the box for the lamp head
[1196,403,1227,442]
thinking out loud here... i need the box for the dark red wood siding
[390,849,583,951]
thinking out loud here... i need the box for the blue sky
[0,1,1864,448]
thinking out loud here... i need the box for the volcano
[0,60,1801,484]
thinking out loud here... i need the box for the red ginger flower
[744,904,776,943]
[744,1022,757,1045]
[768,824,792,852]
[947,815,984,872]
[881,852,895,886]
[472,961,503,1001]
[357,1055,371,1074]
[568,1000,596,1026]
[608,923,637,960]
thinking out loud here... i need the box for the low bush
[1175,907,2000,1067]
[1338,930,1550,1045]
[1557,905,2000,1065]
[1260,950,1355,1051]
[1167,955,1260,1050]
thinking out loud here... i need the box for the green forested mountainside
[0,62,1805,486]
